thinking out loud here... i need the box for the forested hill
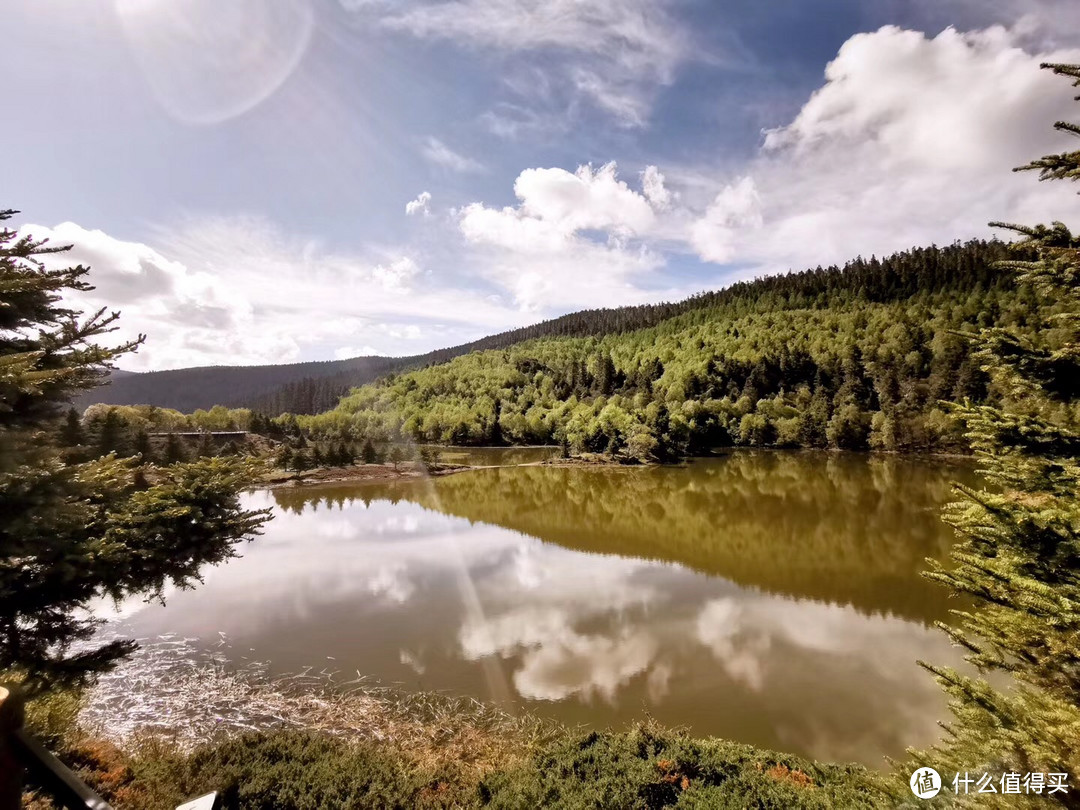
[299,239,1032,455]
[79,240,1012,415]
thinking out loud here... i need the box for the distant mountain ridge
[76,240,1010,415]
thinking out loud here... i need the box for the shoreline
[258,446,975,490]
[260,461,473,489]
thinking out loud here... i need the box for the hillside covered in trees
[79,239,1015,417]
[296,239,1040,457]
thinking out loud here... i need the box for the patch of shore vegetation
[24,693,887,809]
[20,638,884,808]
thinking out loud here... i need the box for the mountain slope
[298,239,1028,455]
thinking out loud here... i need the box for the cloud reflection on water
[104,474,964,765]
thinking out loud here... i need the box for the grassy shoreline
[26,690,891,809]
[15,634,895,808]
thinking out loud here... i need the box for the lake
[101,451,976,766]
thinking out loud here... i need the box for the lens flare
[115,0,315,125]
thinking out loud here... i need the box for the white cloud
[334,345,382,360]
[421,137,484,173]
[690,177,763,264]
[381,324,423,340]
[689,25,1080,271]
[349,0,693,126]
[366,564,415,604]
[478,102,551,140]
[640,165,672,210]
[372,256,421,291]
[405,191,432,216]
[514,163,656,234]
[456,162,670,310]
[457,545,667,703]
[924,0,1080,50]
[19,217,526,370]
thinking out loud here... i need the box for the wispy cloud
[346,0,696,127]
[421,137,484,173]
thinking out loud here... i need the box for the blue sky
[6,0,1080,370]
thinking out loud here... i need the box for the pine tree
[903,64,1080,803]
[132,429,152,462]
[94,407,125,458]
[197,432,215,458]
[0,211,269,692]
[389,445,405,470]
[361,438,378,465]
[58,407,83,447]
[163,432,186,465]
[291,449,311,471]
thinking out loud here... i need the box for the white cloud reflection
[99,489,964,764]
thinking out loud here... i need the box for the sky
[5,0,1080,371]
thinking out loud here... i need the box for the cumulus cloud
[689,24,1080,272]
[422,137,484,173]
[457,545,667,703]
[456,162,669,310]
[346,0,695,126]
[640,165,672,210]
[689,177,763,264]
[922,0,1080,50]
[405,191,432,216]
[24,21,1080,371]
[372,256,422,291]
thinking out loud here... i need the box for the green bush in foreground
[65,725,885,810]
[479,724,885,810]
[128,731,451,810]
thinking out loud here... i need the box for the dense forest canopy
[295,239,1042,457]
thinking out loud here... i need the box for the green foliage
[0,211,270,692]
[163,432,186,465]
[60,725,883,810]
[361,438,379,464]
[291,450,312,471]
[296,241,1031,458]
[58,407,83,447]
[479,724,885,809]
[127,731,454,810]
[21,684,83,750]
[901,64,1080,804]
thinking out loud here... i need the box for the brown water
[108,451,976,766]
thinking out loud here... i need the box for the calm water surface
[111,452,977,766]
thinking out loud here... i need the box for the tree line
[294,239,1035,460]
